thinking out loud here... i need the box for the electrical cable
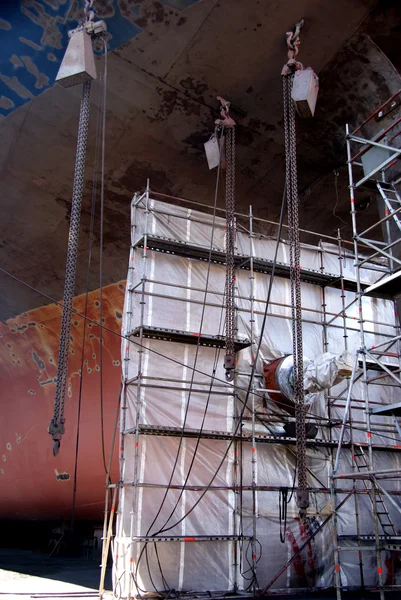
[99,37,108,475]
[332,170,348,228]
[152,182,287,542]
[144,128,224,537]
[241,538,262,591]
[141,169,283,600]
[279,488,288,543]
[135,129,226,594]
[151,249,229,537]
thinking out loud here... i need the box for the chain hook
[282,19,304,76]
[84,0,95,23]
[215,96,236,128]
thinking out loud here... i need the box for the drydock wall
[114,194,401,596]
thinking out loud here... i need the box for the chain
[49,80,92,456]
[283,74,308,516]
[224,125,236,381]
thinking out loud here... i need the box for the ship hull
[0,283,124,521]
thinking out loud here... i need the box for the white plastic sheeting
[303,352,354,393]
[114,196,401,597]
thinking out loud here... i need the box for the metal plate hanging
[204,134,221,170]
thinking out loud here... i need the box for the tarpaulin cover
[114,197,401,597]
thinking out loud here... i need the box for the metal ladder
[353,445,398,536]
[376,181,401,234]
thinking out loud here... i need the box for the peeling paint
[55,469,70,481]
[0,18,11,30]
[32,351,45,370]
[21,55,50,89]
[18,36,42,51]
[0,74,34,99]
[40,378,55,386]
[10,55,23,67]
[0,96,14,110]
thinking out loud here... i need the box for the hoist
[48,1,107,456]
[282,19,319,519]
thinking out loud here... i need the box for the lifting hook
[282,19,304,76]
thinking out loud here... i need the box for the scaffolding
[330,91,401,599]
[101,119,401,595]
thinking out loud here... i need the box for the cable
[135,130,226,593]
[241,538,262,591]
[279,488,288,544]
[153,182,287,538]
[332,170,348,228]
[143,128,225,540]
[99,37,108,475]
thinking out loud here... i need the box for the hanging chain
[283,73,308,517]
[225,125,236,381]
[214,96,237,382]
[48,80,92,456]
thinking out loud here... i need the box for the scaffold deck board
[364,269,401,299]
[129,325,251,352]
[134,235,363,292]
[123,423,401,452]
[372,401,401,416]
[360,358,399,372]
[131,535,251,542]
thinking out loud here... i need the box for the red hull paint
[0,283,124,521]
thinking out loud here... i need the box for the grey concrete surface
[0,549,111,600]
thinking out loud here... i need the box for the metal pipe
[350,120,401,161]
[358,202,401,238]
[149,190,351,244]
[132,289,397,338]
[333,467,401,479]
[333,353,359,474]
[357,236,401,267]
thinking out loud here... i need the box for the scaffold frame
[100,156,401,597]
